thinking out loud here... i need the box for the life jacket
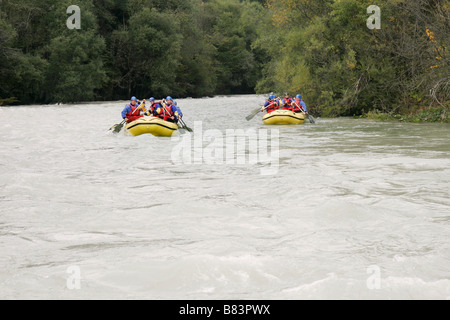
[292,100,305,113]
[266,100,280,113]
[147,103,157,115]
[149,103,160,116]
[157,103,175,122]
[282,98,293,111]
[125,104,143,122]
[125,104,140,117]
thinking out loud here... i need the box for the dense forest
[0,0,448,119]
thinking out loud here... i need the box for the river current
[0,95,449,299]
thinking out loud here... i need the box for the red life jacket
[282,98,293,111]
[126,104,143,122]
[148,103,157,115]
[125,104,140,117]
[292,100,305,113]
[267,100,280,113]
[156,103,175,122]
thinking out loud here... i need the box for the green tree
[174,7,218,97]
[205,0,267,94]
[0,12,19,104]
[42,31,107,103]
[256,0,449,117]
[108,7,182,99]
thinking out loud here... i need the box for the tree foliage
[0,0,448,118]
[0,0,267,104]
[256,0,449,116]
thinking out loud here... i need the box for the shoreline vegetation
[365,106,449,124]
[2,96,448,124]
[1,0,448,123]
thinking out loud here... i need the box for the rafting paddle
[110,120,126,133]
[179,118,193,133]
[161,102,193,133]
[246,103,274,121]
[306,113,316,124]
[292,101,316,124]
[246,108,263,121]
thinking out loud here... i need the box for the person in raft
[281,92,294,111]
[122,96,144,123]
[261,94,281,113]
[144,97,163,116]
[292,94,308,114]
[154,96,181,123]
[173,101,183,119]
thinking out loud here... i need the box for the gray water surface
[0,96,449,299]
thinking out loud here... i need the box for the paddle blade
[246,108,262,121]
[113,122,125,133]
[183,124,193,133]
[307,114,316,124]
[179,119,193,132]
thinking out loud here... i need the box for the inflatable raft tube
[262,110,306,125]
[126,117,178,137]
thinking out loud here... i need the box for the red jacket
[282,98,293,111]
[123,104,143,123]
[265,100,280,113]
[292,100,306,113]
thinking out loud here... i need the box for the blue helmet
[269,94,276,100]
[149,97,155,102]
[166,96,173,102]
[173,101,178,106]
[296,94,302,99]
[131,96,138,102]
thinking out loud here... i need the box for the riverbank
[364,106,449,124]
[3,95,449,125]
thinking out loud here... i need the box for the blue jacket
[150,103,162,116]
[264,100,278,107]
[293,99,307,112]
[264,99,281,108]
[299,100,307,112]
[175,106,183,118]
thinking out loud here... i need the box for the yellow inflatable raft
[263,110,306,125]
[125,117,178,137]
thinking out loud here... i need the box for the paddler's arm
[300,100,307,113]
[122,105,130,122]
[138,99,146,112]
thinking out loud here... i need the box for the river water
[0,95,449,300]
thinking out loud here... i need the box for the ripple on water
[1,99,449,299]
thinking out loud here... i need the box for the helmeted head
[149,97,155,103]
[296,94,302,100]
[131,96,138,105]
[166,96,173,105]
[269,94,276,101]
[173,101,178,106]
[284,92,290,98]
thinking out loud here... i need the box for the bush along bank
[365,105,449,123]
